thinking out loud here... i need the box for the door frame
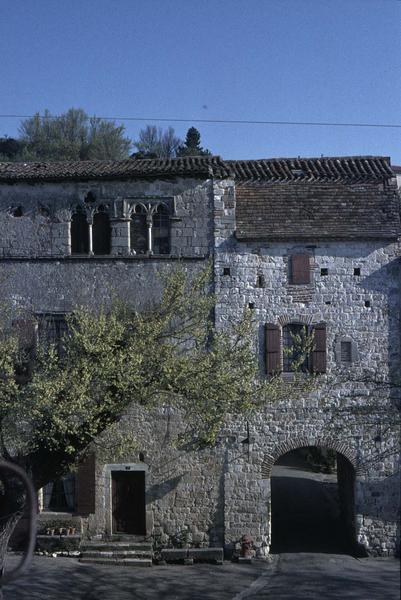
[104,463,152,537]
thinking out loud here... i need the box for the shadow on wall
[357,473,400,521]
[146,475,184,503]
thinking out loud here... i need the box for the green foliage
[11,109,132,162]
[177,127,211,157]
[283,325,315,372]
[0,266,314,487]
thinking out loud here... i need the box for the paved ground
[2,555,268,600]
[3,553,400,600]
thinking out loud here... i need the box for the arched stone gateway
[261,436,363,479]
[266,440,361,555]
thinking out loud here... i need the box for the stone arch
[261,435,364,478]
[277,314,313,326]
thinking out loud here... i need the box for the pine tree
[177,127,211,157]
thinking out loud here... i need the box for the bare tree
[133,125,182,158]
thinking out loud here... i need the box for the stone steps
[79,540,153,567]
[83,550,151,559]
[80,556,152,567]
[80,542,152,552]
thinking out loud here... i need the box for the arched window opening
[270,446,357,554]
[93,209,111,255]
[153,205,170,254]
[71,207,89,254]
[130,206,148,255]
[84,191,96,204]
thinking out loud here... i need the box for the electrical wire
[0,114,400,129]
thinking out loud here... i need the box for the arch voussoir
[261,435,362,478]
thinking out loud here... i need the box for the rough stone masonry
[0,155,399,557]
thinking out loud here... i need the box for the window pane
[153,206,170,254]
[283,324,309,372]
[71,209,89,254]
[130,207,148,254]
[93,211,111,255]
[38,314,68,356]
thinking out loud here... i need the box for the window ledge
[0,254,208,262]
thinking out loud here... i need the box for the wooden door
[111,471,146,535]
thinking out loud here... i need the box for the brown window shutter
[312,323,327,373]
[76,453,96,516]
[12,318,37,351]
[265,323,281,375]
[290,254,311,285]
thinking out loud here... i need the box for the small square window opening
[320,268,328,276]
[354,268,361,276]
[223,267,231,276]
[256,274,265,288]
[365,300,371,308]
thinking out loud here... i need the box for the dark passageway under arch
[270,447,357,554]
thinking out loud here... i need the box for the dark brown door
[112,471,146,535]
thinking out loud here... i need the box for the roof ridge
[0,155,395,183]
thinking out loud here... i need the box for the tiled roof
[0,155,395,183]
[235,182,400,240]
[226,156,394,182]
[0,156,228,182]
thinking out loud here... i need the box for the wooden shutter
[76,453,96,515]
[265,323,281,375]
[12,318,37,350]
[312,323,327,373]
[290,254,311,285]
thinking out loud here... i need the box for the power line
[0,114,400,129]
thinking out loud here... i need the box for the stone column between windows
[88,222,94,255]
[110,218,130,256]
[65,221,72,256]
[37,487,44,511]
[147,214,153,255]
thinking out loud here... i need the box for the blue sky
[0,0,400,163]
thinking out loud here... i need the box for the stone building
[0,155,399,558]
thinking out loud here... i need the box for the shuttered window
[340,341,352,363]
[265,323,281,375]
[12,318,38,383]
[311,323,327,373]
[76,453,96,516]
[290,254,311,285]
[266,321,327,375]
[12,318,37,351]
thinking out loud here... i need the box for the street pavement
[235,553,400,600]
[3,553,400,600]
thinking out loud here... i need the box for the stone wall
[0,177,213,315]
[1,173,399,557]
[210,178,401,556]
[0,177,213,259]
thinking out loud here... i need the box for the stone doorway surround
[103,463,152,538]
